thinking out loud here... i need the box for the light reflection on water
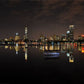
[0,42,84,83]
[3,42,84,63]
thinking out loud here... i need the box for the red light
[74,43,77,47]
[81,35,84,37]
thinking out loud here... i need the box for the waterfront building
[81,35,84,40]
[4,38,8,41]
[61,34,66,41]
[49,36,54,41]
[9,37,14,41]
[78,35,82,40]
[53,34,56,41]
[44,35,48,42]
[53,35,60,41]
[78,35,84,40]
[66,25,74,41]
[56,35,60,41]
[39,34,45,42]
[15,33,20,41]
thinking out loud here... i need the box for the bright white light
[69,25,74,28]
[67,53,70,57]
[16,33,19,36]
[67,31,70,34]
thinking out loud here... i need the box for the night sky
[0,0,84,40]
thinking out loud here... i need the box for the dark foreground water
[0,43,84,84]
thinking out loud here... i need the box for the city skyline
[0,0,84,39]
[0,24,84,41]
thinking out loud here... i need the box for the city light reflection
[82,46,84,53]
[25,47,28,62]
[69,56,74,63]
[5,46,8,49]
[2,42,84,63]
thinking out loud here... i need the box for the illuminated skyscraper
[24,25,28,48]
[25,25,28,40]
[15,33,20,41]
[66,25,74,41]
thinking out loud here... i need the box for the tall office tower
[66,25,74,41]
[69,25,74,40]
[25,25,28,40]
[15,33,20,41]
[25,25,28,48]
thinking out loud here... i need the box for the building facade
[66,25,74,41]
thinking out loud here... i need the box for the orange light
[69,59,74,63]
[82,47,84,53]
[81,44,84,46]
[82,50,84,53]
[81,35,84,37]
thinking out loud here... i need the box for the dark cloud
[0,0,84,39]
[58,0,84,24]
[0,0,84,24]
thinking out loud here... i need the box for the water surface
[0,43,84,84]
